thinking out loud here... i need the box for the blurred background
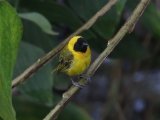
[10,0,160,120]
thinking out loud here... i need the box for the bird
[54,36,91,87]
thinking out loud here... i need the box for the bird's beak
[83,43,88,46]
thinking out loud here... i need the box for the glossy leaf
[19,0,99,46]
[68,0,126,38]
[13,42,53,106]
[22,19,57,52]
[0,1,22,120]
[20,0,82,30]
[19,12,58,35]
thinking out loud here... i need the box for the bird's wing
[55,48,73,73]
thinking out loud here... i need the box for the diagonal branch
[43,0,150,120]
[12,0,117,88]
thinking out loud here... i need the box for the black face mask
[74,37,88,53]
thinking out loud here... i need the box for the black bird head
[74,37,88,53]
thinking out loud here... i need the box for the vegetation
[0,0,160,120]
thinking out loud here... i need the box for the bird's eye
[74,37,88,53]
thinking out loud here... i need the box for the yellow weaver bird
[54,36,91,86]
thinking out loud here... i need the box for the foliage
[0,1,22,120]
[0,0,160,120]
[13,42,53,106]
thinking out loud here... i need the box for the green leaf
[19,12,58,35]
[13,96,50,120]
[142,3,160,39]
[22,19,57,52]
[13,42,53,106]
[0,1,22,120]
[68,0,126,39]
[20,0,97,40]
[20,0,82,30]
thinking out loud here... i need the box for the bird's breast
[66,52,91,76]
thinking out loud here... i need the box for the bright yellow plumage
[55,36,91,77]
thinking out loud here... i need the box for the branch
[12,0,117,88]
[43,0,150,120]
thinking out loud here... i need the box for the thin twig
[43,0,150,120]
[12,0,117,88]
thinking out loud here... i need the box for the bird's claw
[71,79,85,88]
[71,75,91,88]
[79,74,91,84]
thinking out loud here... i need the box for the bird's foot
[71,74,91,88]
[79,74,91,85]
[71,79,85,88]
